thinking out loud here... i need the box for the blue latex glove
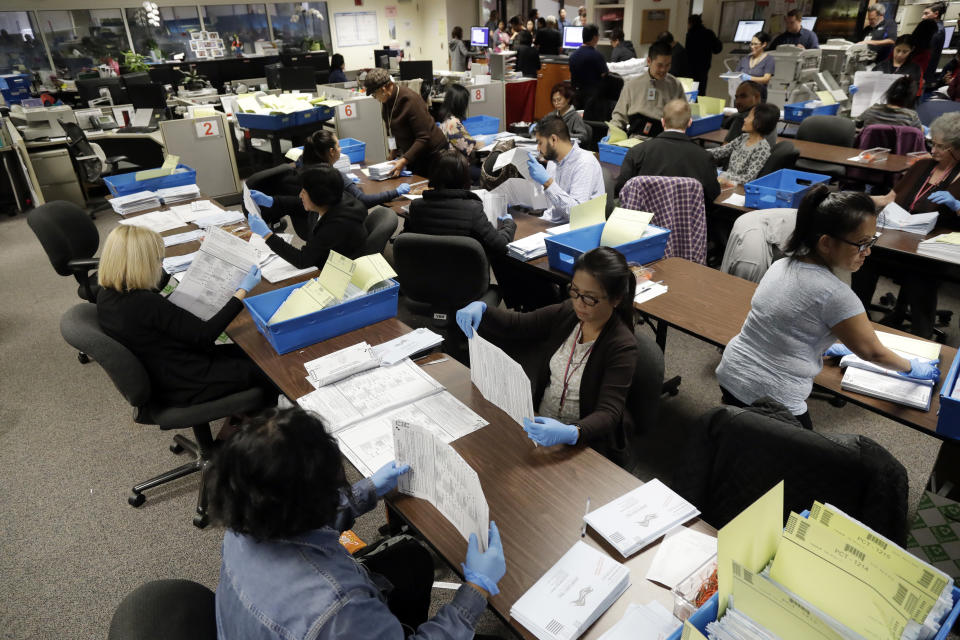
[929,191,960,212]
[498,213,513,221]
[249,189,274,208]
[456,301,487,338]
[824,343,853,358]
[237,265,261,292]
[739,73,751,82]
[526,152,550,185]
[528,122,537,134]
[462,521,506,596]
[848,85,858,95]
[247,213,272,238]
[396,182,411,195]
[522,416,579,446]
[400,170,412,177]
[370,460,411,497]
[899,358,941,383]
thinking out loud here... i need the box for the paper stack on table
[191,208,246,228]
[156,184,200,205]
[918,232,960,264]
[367,161,396,180]
[597,601,678,640]
[247,233,318,283]
[371,328,444,365]
[162,251,197,274]
[878,202,939,235]
[304,342,380,388]
[584,479,700,558]
[506,231,550,261]
[837,331,940,411]
[511,540,631,640]
[163,229,205,247]
[109,190,160,215]
[119,209,187,234]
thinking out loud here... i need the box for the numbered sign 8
[338,103,357,120]
[471,87,486,103]
[195,118,221,138]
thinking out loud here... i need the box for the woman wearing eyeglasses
[454,247,639,468]
[852,111,960,338]
[716,186,940,430]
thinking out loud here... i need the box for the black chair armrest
[105,155,128,165]
[68,257,99,272]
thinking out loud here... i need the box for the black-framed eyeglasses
[831,234,879,253]
[569,285,605,307]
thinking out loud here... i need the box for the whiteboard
[335,11,379,47]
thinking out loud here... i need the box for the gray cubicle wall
[160,113,242,199]
[464,81,506,131]
[321,86,389,165]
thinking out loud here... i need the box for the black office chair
[60,120,129,217]
[360,207,399,255]
[757,141,799,177]
[108,579,216,640]
[27,200,100,304]
[393,234,501,364]
[794,115,856,180]
[916,99,960,127]
[59,304,266,527]
[244,164,297,233]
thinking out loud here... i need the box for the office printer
[820,39,873,93]
[768,46,823,107]
[9,104,78,140]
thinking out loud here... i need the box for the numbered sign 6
[471,87,486,103]
[339,103,357,120]
[195,118,220,138]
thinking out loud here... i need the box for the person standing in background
[609,29,637,62]
[573,6,587,27]
[536,16,562,55]
[858,3,897,62]
[515,30,541,78]
[685,14,723,94]
[911,1,947,87]
[657,31,690,78]
[568,24,609,110]
[770,9,819,50]
[559,8,568,31]
[485,9,499,33]
[448,26,470,72]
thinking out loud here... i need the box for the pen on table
[581,497,590,537]
[637,280,663,293]
[406,179,428,189]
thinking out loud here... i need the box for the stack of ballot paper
[247,233,317,283]
[838,330,941,411]
[367,161,396,180]
[119,209,186,234]
[511,541,631,640]
[304,342,380,388]
[162,252,196,274]
[596,601,678,640]
[191,208,246,228]
[109,190,161,215]
[163,229,204,247]
[878,202,939,235]
[507,231,549,260]
[169,200,219,224]
[156,184,200,205]
[584,479,700,557]
[604,123,641,148]
[918,232,960,264]
[371,328,443,365]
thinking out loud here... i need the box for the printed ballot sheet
[167,226,259,321]
[467,333,535,425]
[851,71,900,117]
[393,420,489,550]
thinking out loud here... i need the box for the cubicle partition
[464,80,506,130]
[321,84,389,165]
[160,112,242,198]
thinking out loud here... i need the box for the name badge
[388,136,397,151]
[647,87,657,101]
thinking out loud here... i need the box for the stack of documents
[511,541,631,640]
[371,328,443,365]
[367,161,396,180]
[604,123,642,148]
[162,229,205,247]
[109,190,160,215]
[119,209,186,234]
[584,479,700,557]
[569,194,607,230]
[305,342,380,388]
[169,200,219,224]
[918,232,960,264]
[878,202,939,235]
[506,231,549,261]
[247,233,317,283]
[134,154,179,181]
[597,601,678,640]
[162,252,197,274]
[191,208,246,228]
[333,152,351,173]
[156,184,200,205]
[838,331,941,411]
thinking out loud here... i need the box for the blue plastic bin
[103,164,197,197]
[295,105,335,126]
[938,354,960,439]
[235,111,296,130]
[686,114,723,137]
[783,101,840,123]
[243,280,399,354]
[339,137,366,164]
[463,114,500,136]
[0,73,31,91]
[685,90,699,103]
[545,223,671,275]
[1,88,30,105]
[598,135,630,166]
[744,169,830,210]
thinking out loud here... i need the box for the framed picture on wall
[196,50,207,58]
[191,31,203,40]
[211,48,223,57]
[208,32,219,40]
[190,41,199,50]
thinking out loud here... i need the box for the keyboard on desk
[115,126,157,134]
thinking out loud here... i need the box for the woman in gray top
[856,75,923,130]
[716,187,941,428]
[549,81,590,142]
[449,26,470,71]
[707,103,779,186]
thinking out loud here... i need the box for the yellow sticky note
[316,250,356,301]
[605,122,628,144]
[681,620,708,640]
[677,77,695,91]
[569,194,607,230]
[717,480,783,616]
[600,208,653,247]
[697,96,725,115]
[816,90,836,105]
[351,254,397,292]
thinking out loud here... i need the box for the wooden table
[639,257,957,439]
[696,128,914,174]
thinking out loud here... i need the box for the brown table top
[696,128,914,174]
[640,257,957,438]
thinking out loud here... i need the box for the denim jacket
[215,479,488,640]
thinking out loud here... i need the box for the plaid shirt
[619,175,707,264]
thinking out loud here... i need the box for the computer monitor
[945,25,956,47]
[76,76,128,107]
[563,26,584,49]
[121,72,152,87]
[279,66,317,92]
[733,20,765,43]
[148,66,182,87]
[802,17,817,31]
[126,83,167,110]
[374,49,400,70]
[471,27,489,47]
[399,60,433,82]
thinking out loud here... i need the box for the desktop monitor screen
[801,17,817,31]
[733,20,765,43]
[126,83,167,110]
[374,49,399,70]
[279,67,317,92]
[281,51,329,71]
[563,26,584,49]
[945,25,956,47]
[76,77,128,107]
[471,26,489,47]
[399,60,433,82]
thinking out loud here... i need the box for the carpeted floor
[1,207,958,639]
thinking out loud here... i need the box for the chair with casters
[243,164,298,233]
[27,200,100,304]
[59,120,130,217]
[360,206,399,255]
[620,326,665,473]
[393,234,500,364]
[917,99,960,127]
[793,115,856,180]
[757,141,799,177]
[59,304,266,528]
[108,579,216,640]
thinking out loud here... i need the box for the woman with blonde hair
[96,224,271,406]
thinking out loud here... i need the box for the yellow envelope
[688,102,702,117]
[605,122,628,144]
[816,90,836,105]
[681,620,708,640]
[697,96,726,115]
[600,208,653,247]
[676,76,695,91]
[612,137,642,148]
[351,254,397,292]
[316,250,356,301]
[161,154,180,170]
[569,194,607,230]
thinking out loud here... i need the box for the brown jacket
[381,85,449,166]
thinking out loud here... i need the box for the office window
[0,12,51,76]
[269,3,331,53]
[38,10,128,79]
[202,4,269,54]
[125,5,202,61]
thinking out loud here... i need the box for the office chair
[244,164,297,234]
[59,304,266,528]
[108,579,216,640]
[917,99,960,127]
[27,200,100,303]
[674,402,908,544]
[393,234,501,364]
[720,208,796,283]
[757,141,799,178]
[619,175,707,264]
[794,115,856,180]
[59,120,129,217]
[359,207,399,255]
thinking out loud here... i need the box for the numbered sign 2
[195,118,221,138]
[338,103,357,120]
[471,87,486,103]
